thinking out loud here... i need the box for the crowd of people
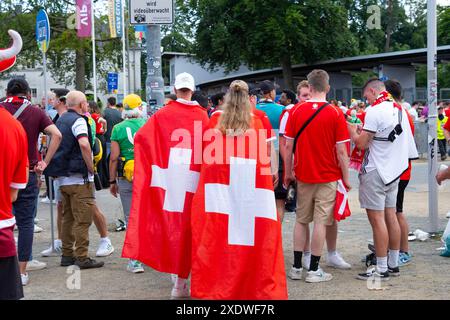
[2,67,450,300]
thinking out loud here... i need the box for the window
[31,88,37,98]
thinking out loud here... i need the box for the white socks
[388,249,400,268]
[376,256,388,273]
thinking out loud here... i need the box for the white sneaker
[171,283,190,298]
[302,253,311,269]
[127,259,144,273]
[288,267,303,280]
[327,252,352,269]
[34,225,44,233]
[446,211,450,218]
[21,273,29,286]
[41,239,62,257]
[41,197,51,204]
[26,259,47,271]
[96,239,114,257]
[305,268,333,283]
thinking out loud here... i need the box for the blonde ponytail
[218,80,252,135]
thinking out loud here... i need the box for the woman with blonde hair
[190,80,287,300]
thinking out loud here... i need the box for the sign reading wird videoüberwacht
[129,0,174,25]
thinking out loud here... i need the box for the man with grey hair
[348,78,418,281]
[44,90,104,269]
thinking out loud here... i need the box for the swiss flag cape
[122,100,209,278]
[191,118,288,300]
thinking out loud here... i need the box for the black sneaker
[388,266,400,277]
[74,257,104,269]
[365,252,377,268]
[357,268,390,281]
[115,219,126,232]
[61,256,75,267]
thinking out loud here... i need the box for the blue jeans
[13,172,39,262]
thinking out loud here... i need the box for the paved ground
[23,162,450,300]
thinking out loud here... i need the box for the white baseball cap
[174,72,195,92]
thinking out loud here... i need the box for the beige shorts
[296,181,337,226]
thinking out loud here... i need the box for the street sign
[107,72,119,93]
[36,9,50,53]
[129,0,174,25]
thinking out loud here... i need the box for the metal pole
[133,48,137,93]
[121,0,127,96]
[127,27,132,93]
[91,0,97,102]
[43,52,48,112]
[427,0,439,233]
[145,25,164,117]
[49,177,55,252]
[43,51,55,251]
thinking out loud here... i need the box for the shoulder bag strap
[292,103,330,151]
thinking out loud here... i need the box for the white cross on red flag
[122,100,209,279]
[191,119,287,300]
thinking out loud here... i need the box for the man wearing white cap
[122,72,209,298]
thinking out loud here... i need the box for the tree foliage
[187,0,358,89]
[0,0,128,92]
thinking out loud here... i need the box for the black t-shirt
[103,107,123,142]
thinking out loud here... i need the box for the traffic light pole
[145,25,165,117]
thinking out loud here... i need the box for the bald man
[44,91,104,269]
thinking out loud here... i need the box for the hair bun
[230,80,248,93]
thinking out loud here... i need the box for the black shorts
[0,255,23,300]
[396,180,409,213]
[274,154,287,200]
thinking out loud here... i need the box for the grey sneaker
[61,256,75,267]
[288,267,303,280]
[74,258,104,269]
[305,268,333,283]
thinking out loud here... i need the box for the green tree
[0,0,130,94]
[188,0,358,90]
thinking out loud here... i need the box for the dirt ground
[22,166,450,300]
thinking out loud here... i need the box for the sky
[438,0,450,6]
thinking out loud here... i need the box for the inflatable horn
[0,30,23,72]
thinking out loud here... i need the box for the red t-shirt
[209,108,275,142]
[0,108,29,257]
[356,111,366,123]
[285,101,350,184]
[91,113,106,135]
[400,110,415,181]
[444,116,450,132]
[445,108,450,118]
[1,97,53,169]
